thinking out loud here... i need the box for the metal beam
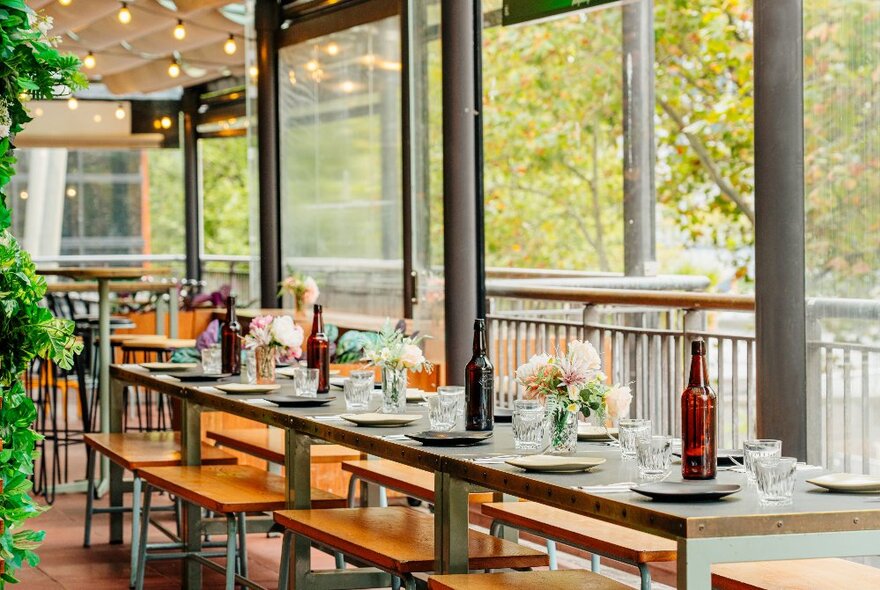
[181,87,201,281]
[256,0,282,308]
[441,0,481,385]
[754,0,806,459]
[622,0,656,277]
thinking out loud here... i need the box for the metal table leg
[98,279,111,492]
[434,472,472,574]
[168,284,179,338]
[286,431,312,589]
[108,375,125,543]
[180,400,203,589]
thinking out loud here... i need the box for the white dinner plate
[214,383,282,394]
[806,473,880,493]
[577,425,619,441]
[340,413,422,427]
[139,362,198,372]
[505,455,606,473]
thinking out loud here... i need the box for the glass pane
[278,16,404,317]
[804,0,880,474]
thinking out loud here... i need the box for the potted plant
[0,3,86,583]
[515,340,632,453]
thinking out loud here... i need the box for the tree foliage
[0,0,85,583]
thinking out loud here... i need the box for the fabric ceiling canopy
[32,0,246,95]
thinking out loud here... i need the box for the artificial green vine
[0,0,86,584]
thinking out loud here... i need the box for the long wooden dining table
[108,364,880,590]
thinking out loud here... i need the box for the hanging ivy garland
[0,0,86,584]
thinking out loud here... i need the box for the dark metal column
[441,0,481,385]
[622,0,656,277]
[256,0,282,308]
[181,87,201,281]
[754,0,806,459]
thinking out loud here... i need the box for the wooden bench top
[341,460,495,504]
[206,428,363,465]
[138,465,346,513]
[481,501,676,564]
[121,338,196,350]
[712,558,880,590]
[83,432,237,471]
[428,571,630,590]
[274,507,548,573]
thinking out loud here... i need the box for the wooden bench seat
[712,558,880,590]
[84,432,237,470]
[341,459,495,504]
[428,570,630,590]
[274,506,548,574]
[138,465,346,512]
[206,428,362,465]
[122,338,196,351]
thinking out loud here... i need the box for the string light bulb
[115,103,126,120]
[58,0,72,6]
[168,59,181,78]
[173,19,186,40]
[83,51,96,69]
[326,42,339,56]
[160,116,172,129]
[118,2,131,24]
[67,96,78,110]
[223,34,237,55]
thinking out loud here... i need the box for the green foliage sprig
[0,0,85,584]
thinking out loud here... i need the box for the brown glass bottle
[465,319,494,431]
[307,304,329,393]
[681,339,717,479]
[220,295,241,375]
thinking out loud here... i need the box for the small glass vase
[381,367,408,413]
[254,346,277,384]
[547,400,579,454]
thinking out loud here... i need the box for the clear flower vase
[254,346,276,384]
[547,400,579,454]
[381,367,408,413]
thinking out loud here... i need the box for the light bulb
[115,104,126,119]
[224,34,237,55]
[168,60,181,78]
[160,116,172,129]
[248,65,258,79]
[340,80,355,93]
[288,70,297,86]
[326,42,339,56]
[67,96,78,110]
[118,2,131,24]
[20,191,29,200]
[66,187,77,198]
[83,51,96,69]
[93,114,102,123]
[173,20,186,40]
[58,0,72,6]
[305,60,318,72]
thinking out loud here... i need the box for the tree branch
[658,97,756,225]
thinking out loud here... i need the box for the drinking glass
[637,435,672,481]
[296,368,319,397]
[201,346,222,375]
[438,386,465,428]
[244,348,257,384]
[755,456,797,506]
[512,399,545,450]
[743,439,782,483]
[343,378,372,412]
[618,418,651,460]
[427,394,458,431]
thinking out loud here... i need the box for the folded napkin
[246,398,277,407]
[381,434,412,442]
[575,482,637,494]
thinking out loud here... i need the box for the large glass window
[804,0,880,474]
[278,16,404,317]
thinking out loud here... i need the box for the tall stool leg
[639,564,653,590]
[83,446,96,548]
[548,540,559,570]
[591,553,601,573]
[346,475,359,508]
[129,476,142,588]
[236,511,248,579]
[225,514,238,590]
[278,531,292,590]
[135,483,153,590]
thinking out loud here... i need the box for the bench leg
[347,475,360,508]
[237,512,248,579]
[403,575,417,590]
[392,576,402,590]
[547,540,558,571]
[134,483,153,590]
[129,476,142,588]
[639,564,653,590]
[225,514,238,590]
[83,446,96,548]
[591,552,601,573]
[278,531,292,590]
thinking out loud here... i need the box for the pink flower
[302,276,320,306]
[604,384,633,418]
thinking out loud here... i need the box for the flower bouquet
[362,320,432,413]
[243,315,304,383]
[279,271,320,313]
[515,340,632,453]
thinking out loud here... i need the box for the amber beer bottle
[465,319,494,431]
[307,304,330,393]
[681,339,717,479]
[221,295,241,375]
